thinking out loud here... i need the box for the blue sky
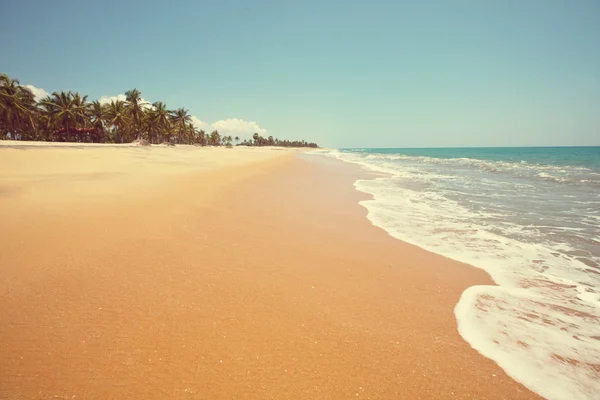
[2,0,599,147]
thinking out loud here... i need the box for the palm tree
[208,130,220,146]
[124,89,148,140]
[146,101,170,143]
[89,101,106,142]
[1,72,321,147]
[170,108,191,144]
[38,91,90,142]
[103,100,129,143]
[198,130,206,146]
[187,122,197,144]
[0,74,23,136]
[0,74,37,140]
[234,136,239,145]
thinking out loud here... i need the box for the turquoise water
[316,146,600,400]
[346,146,600,170]
[337,146,600,267]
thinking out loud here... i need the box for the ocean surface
[315,147,600,400]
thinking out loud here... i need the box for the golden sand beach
[0,143,540,399]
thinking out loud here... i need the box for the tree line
[0,73,318,148]
[238,133,318,148]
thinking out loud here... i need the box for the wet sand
[0,143,540,399]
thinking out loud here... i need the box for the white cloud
[210,118,267,136]
[98,94,127,105]
[24,85,49,102]
[98,93,151,109]
[189,117,266,136]
[190,116,209,131]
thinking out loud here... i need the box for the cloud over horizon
[190,116,209,131]
[191,117,268,137]
[24,85,49,102]
[98,94,152,110]
[98,94,127,105]
[210,118,267,136]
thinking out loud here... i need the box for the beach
[0,143,540,399]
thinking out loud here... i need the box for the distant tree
[103,100,129,143]
[198,129,206,146]
[39,91,90,142]
[209,130,221,146]
[187,122,197,144]
[124,89,149,140]
[146,101,170,143]
[89,101,106,142]
[0,74,37,140]
[171,108,191,144]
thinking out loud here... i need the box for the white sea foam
[538,172,573,183]
[314,149,600,400]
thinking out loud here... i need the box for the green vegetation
[238,133,318,148]
[0,73,318,148]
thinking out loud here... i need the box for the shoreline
[325,148,600,400]
[0,144,540,399]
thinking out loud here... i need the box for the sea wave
[331,150,600,186]
[315,149,600,400]
[538,172,573,183]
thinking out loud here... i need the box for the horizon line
[338,145,600,149]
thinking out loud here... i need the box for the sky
[2,0,599,148]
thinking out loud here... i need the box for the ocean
[315,146,600,400]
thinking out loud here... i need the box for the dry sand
[0,143,540,399]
